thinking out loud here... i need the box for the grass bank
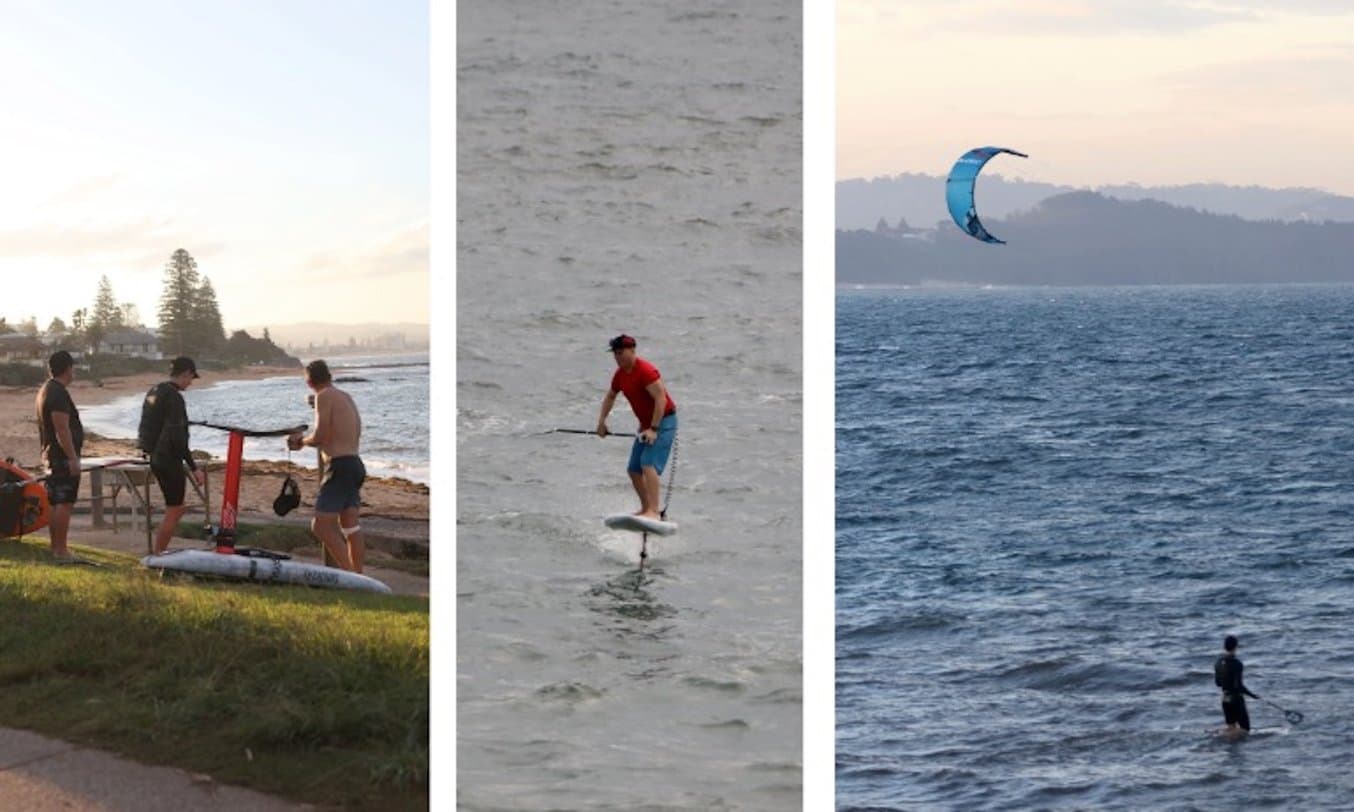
[0,537,428,810]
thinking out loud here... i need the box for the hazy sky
[839,1,1354,195]
[0,0,427,331]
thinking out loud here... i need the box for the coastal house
[43,331,84,357]
[0,333,46,363]
[94,329,161,359]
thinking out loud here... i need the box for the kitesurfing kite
[946,146,1028,244]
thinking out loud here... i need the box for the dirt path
[0,726,310,811]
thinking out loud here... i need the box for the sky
[838,0,1354,195]
[0,0,428,332]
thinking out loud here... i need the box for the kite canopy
[945,146,1028,244]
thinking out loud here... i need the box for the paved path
[0,727,310,811]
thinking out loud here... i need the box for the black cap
[170,356,200,378]
[608,334,637,352]
[48,350,75,376]
[1224,635,1239,651]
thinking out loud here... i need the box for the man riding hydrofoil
[595,334,677,520]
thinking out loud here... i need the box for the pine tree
[46,317,67,336]
[192,276,226,353]
[86,276,124,353]
[158,249,200,356]
[121,303,142,329]
[92,276,124,331]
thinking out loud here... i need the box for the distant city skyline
[839,1,1354,196]
[0,1,428,328]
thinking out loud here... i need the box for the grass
[175,520,317,552]
[0,536,429,810]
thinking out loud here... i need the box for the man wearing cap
[35,350,84,561]
[138,356,206,554]
[1214,635,1259,733]
[596,334,677,519]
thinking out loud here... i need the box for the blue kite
[945,146,1028,244]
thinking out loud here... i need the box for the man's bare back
[314,385,362,462]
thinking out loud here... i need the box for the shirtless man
[288,360,366,572]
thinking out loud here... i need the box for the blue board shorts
[627,413,677,475]
[316,455,366,513]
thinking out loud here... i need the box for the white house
[0,333,45,363]
[95,329,161,359]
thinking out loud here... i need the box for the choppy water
[837,285,1354,810]
[457,0,801,808]
[82,353,429,483]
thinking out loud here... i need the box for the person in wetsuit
[1215,634,1259,733]
[138,356,205,554]
[287,360,366,572]
[35,350,84,560]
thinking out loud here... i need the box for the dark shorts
[44,459,80,506]
[316,456,365,513]
[150,458,187,507]
[1222,696,1250,730]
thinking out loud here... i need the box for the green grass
[175,520,317,552]
[0,537,429,810]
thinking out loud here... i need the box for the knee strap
[340,524,361,539]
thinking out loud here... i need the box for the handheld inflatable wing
[945,146,1028,244]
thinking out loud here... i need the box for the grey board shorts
[316,455,365,513]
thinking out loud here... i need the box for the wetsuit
[138,381,197,507]
[36,379,84,505]
[1214,653,1258,730]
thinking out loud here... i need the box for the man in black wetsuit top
[1215,634,1259,733]
[138,356,206,554]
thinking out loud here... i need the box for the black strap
[190,421,308,437]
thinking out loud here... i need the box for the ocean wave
[840,286,1354,809]
[839,611,964,641]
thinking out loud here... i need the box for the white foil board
[604,513,678,536]
[142,549,392,594]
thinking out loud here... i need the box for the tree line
[837,191,1354,287]
[1,248,294,366]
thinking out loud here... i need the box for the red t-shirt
[610,357,676,430]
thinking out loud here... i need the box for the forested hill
[837,191,1354,286]
[838,173,1354,232]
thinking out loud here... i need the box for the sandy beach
[1,365,429,593]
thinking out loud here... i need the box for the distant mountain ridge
[837,191,1354,287]
[838,173,1354,231]
[236,321,429,349]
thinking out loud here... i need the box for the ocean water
[837,285,1354,810]
[82,353,429,483]
[457,0,802,808]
